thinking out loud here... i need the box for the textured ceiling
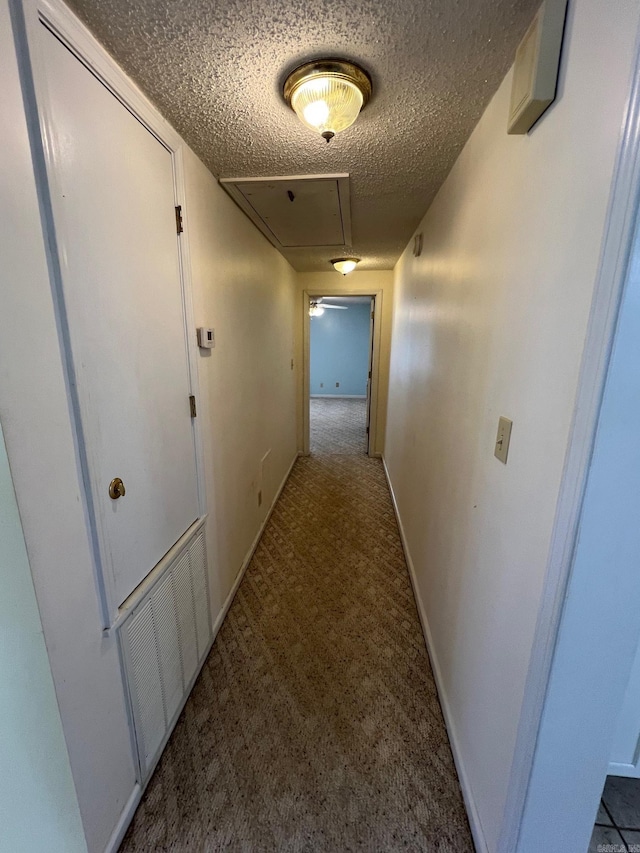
[65,0,539,271]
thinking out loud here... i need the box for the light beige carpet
[310,397,368,455]
[120,399,473,852]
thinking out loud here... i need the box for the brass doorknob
[109,477,126,499]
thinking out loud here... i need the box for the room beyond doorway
[310,398,368,454]
[308,295,374,456]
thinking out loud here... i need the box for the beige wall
[295,271,393,455]
[383,1,640,850]
[185,150,298,617]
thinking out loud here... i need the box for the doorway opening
[307,295,375,456]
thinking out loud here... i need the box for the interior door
[40,26,200,609]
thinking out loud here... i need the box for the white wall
[1,2,298,851]
[185,149,298,620]
[0,420,86,853]
[383,1,640,850]
[296,271,393,455]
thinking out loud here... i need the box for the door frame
[17,0,206,628]
[302,289,382,457]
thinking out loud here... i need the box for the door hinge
[366,426,370,434]
[175,205,183,234]
[368,370,372,379]
[189,395,197,418]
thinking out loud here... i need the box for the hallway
[7,0,640,848]
[120,403,472,851]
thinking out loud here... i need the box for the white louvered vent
[189,533,210,660]
[173,550,199,687]
[152,572,183,724]
[119,529,211,780]
[124,599,165,769]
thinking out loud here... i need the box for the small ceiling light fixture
[331,257,360,275]
[283,59,372,143]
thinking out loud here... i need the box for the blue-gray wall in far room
[310,300,371,396]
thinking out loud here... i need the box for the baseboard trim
[103,451,299,853]
[103,783,142,853]
[381,456,488,853]
[310,394,367,399]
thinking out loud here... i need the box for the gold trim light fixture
[331,257,360,275]
[283,59,372,143]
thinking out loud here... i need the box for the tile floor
[590,776,640,852]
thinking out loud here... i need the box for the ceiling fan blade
[323,304,348,309]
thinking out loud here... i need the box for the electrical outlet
[494,417,513,464]
[335,382,340,387]
[320,382,324,388]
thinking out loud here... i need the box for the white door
[40,26,200,609]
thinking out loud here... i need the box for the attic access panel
[219,175,352,249]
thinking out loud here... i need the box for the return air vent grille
[219,174,352,250]
[119,529,212,780]
[126,599,164,768]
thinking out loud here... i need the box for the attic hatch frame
[219,174,352,251]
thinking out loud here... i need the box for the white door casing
[38,25,201,612]
[610,639,640,778]
[365,297,375,454]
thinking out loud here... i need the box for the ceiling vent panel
[219,174,352,250]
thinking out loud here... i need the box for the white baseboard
[104,452,300,853]
[310,394,367,399]
[103,782,142,853]
[382,456,488,853]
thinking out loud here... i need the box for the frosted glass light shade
[291,78,363,139]
[284,60,372,142]
[331,257,360,275]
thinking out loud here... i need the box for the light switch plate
[494,417,513,464]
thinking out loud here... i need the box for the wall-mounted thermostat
[196,327,215,349]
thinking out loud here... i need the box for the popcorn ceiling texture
[65,0,539,271]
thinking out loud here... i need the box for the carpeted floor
[120,399,473,852]
[310,397,368,455]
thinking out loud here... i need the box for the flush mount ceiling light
[331,257,360,275]
[283,59,372,143]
